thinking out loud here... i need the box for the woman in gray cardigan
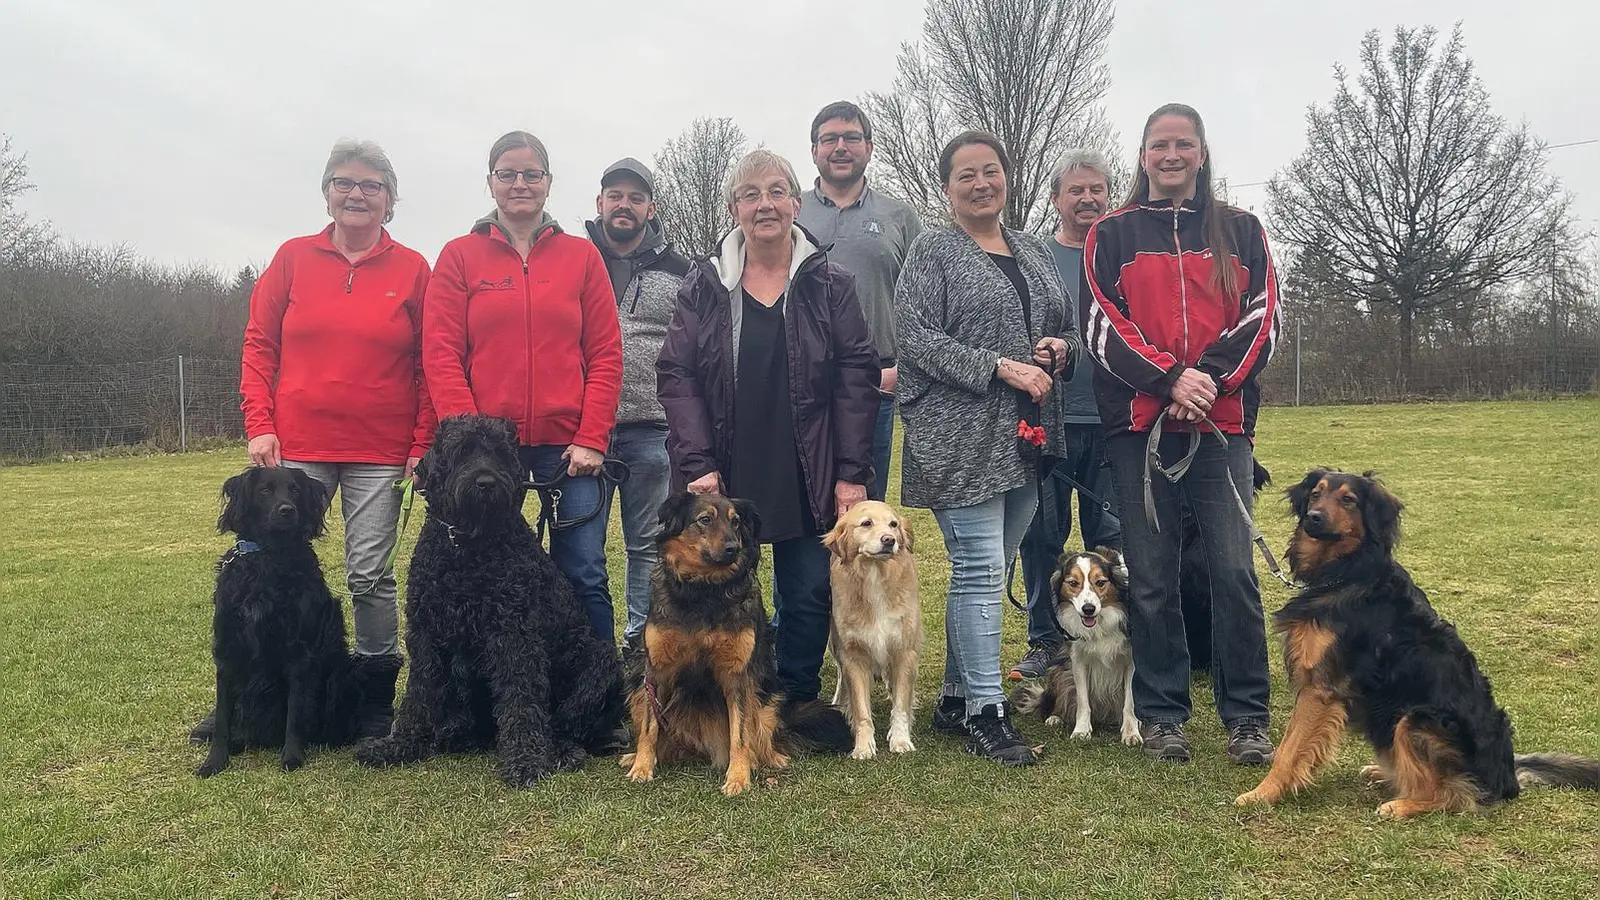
[894,130,1077,766]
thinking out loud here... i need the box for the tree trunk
[1398,304,1415,395]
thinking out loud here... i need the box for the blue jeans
[770,534,832,702]
[606,424,671,645]
[1105,431,1270,728]
[934,484,1038,719]
[518,445,614,646]
[1020,424,1123,644]
[870,393,895,502]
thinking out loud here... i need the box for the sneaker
[963,702,1036,767]
[1142,722,1191,763]
[1007,641,1061,682]
[1227,721,1275,766]
[930,693,969,736]
[188,708,216,745]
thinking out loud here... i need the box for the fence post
[177,355,187,453]
[1294,316,1302,407]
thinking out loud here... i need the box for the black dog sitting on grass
[196,466,400,777]
[355,415,624,787]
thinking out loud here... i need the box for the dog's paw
[501,763,553,789]
[887,731,915,754]
[1234,789,1273,808]
[1044,715,1063,727]
[618,752,636,769]
[1070,726,1093,742]
[1375,800,1426,820]
[280,750,305,772]
[553,744,589,773]
[625,761,656,784]
[850,740,878,761]
[194,756,229,779]
[1360,764,1386,783]
[721,773,753,797]
[1121,721,1144,747]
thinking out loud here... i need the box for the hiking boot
[1227,721,1275,766]
[188,708,217,745]
[963,702,1036,767]
[1007,640,1061,682]
[931,693,969,736]
[1142,722,1191,763]
[353,653,404,742]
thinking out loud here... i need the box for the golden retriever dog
[823,500,922,760]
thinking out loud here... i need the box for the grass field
[2,399,1598,899]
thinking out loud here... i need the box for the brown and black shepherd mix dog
[622,492,851,796]
[1236,469,1600,818]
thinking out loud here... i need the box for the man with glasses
[582,159,690,663]
[797,101,923,503]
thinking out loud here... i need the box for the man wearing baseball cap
[585,158,691,660]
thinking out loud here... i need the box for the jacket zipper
[345,268,355,294]
[523,257,533,440]
[1173,205,1189,362]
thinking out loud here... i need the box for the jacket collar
[1132,195,1205,215]
[809,177,872,210]
[709,223,825,293]
[472,209,562,248]
[311,224,395,261]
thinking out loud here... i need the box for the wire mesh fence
[1,338,1596,463]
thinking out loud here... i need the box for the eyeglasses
[733,185,793,206]
[329,178,385,196]
[816,132,866,148]
[492,168,549,185]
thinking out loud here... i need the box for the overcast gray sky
[2,0,1595,271]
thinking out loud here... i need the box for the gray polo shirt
[1050,237,1100,424]
[798,180,923,364]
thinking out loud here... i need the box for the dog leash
[525,458,632,544]
[1143,410,1292,587]
[378,477,416,576]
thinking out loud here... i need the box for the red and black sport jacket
[1081,197,1280,437]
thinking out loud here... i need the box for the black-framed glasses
[329,177,385,196]
[493,168,549,185]
[816,132,866,148]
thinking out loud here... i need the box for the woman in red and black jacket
[206,139,433,745]
[1081,103,1281,767]
[423,131,624,646]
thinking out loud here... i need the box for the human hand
[404,456,421,480]
[1033,337,1069,374]
[997,358,1053,403]
[247,433,282,468]
[835,481,867,515]
[564,445,604,477]
[687,472,722,494]
[1168,367,1218,419]
[879,365,898,395]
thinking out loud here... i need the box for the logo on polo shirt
[863,220,882,234]
[477,276,515,290]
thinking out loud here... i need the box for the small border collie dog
[1013,548,1142,746]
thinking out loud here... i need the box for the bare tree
[862,0,1118,232]
[1,135,54,261]
[1267,25,1573,383]
[652,117,747,257]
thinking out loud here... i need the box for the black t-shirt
[989,251,1043,433]
[729,290,813,543]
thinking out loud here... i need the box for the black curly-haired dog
[196,466,400,778]
[1236,469,1599,817]
[354,414,624,787]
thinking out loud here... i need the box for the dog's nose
[1082,605,1098,616]
[880,536,897,550]
[1305,509,1326,527]
[475,473,496,490]
[272,502,296,518]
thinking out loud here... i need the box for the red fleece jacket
[240,226,435,464]
[423,215,623,452]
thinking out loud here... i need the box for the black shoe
[352,653,404,741]
[1142,722,1191,763]
[188,708,216,745]
[1227,721,1275,766]
[963,702,1036,767]
[931,694,969,736]
[1008,641,1061,681]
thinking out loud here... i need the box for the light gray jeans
[932,483,1039,718]
[281,459,404,656]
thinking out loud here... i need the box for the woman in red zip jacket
[198,138,433,744]
[1081,103,1281,767]
[423,131,624,645]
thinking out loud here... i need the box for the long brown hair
[1124,103,1239,303]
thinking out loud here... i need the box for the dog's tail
[777,698,853,755]
[1515,754,1600,791]
[1009,681,1048,718]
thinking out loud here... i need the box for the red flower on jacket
[1016,420,1046,448]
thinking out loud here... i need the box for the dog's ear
[732,498,762,547]
[217,469,254,535]
[411,450,432,491]
[656,491,696,543]
[1094,546,1129,591]
[1360,472,1404,553]
[1252,461,1272,494]
[898,515,915,554]
[822,513,854,562]
[1049,556,1067,601]
[495,417,520,448]
[1286,469,1329,519]
[289,467,330,539]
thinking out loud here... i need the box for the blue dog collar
[234,540,262,554]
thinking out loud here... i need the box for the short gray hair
[723,148,802,207]
[321,139,399,223]
[1050,148,1113,198]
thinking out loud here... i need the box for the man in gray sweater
[585,158,691,657]
[798,101,923,502]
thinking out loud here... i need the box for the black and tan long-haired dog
[1012,548,1142,746]
[622,492,851,796]
[355,415,624,787]
[1236,469,1599,817]
[196,466,399,777]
